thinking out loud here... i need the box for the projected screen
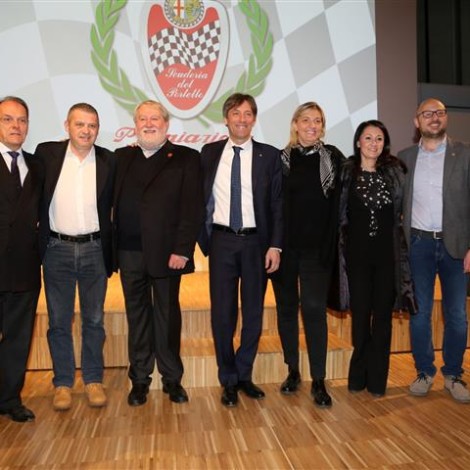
[1,0,377,156]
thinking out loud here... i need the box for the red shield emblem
[141,0,229,119]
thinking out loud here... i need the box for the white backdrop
[1,0,377,155]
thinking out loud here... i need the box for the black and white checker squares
[148,20,221,74]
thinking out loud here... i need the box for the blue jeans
[43,238,107,387]
[409,235,468,377]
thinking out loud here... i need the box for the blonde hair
[288,102,326,147]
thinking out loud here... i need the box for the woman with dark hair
[338,120,415,397]
[272,102,344,408]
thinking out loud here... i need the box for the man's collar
[227,138,252,152]
[139,139,167,158]
[0,142,23,155]
[418,135,447,152]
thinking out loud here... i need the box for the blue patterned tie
[229,146,243,232]
[8,151,22,191]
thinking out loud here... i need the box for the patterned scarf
[281,141,336,197]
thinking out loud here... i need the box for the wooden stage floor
[2,352,470,469]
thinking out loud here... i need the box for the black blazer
[35,140,115,276]
[198,138,283,256]
[0,150,43,291]
[113,141,203,278]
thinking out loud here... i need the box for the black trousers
[0,289,39,410]
[209,230,267,387]
[119,250,183,387]
[272,249,331,380]
[346,254,395,394]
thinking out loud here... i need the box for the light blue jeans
[409,235,468,377]
[43,237,107,387]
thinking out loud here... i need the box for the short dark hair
[222,93,257,119]
[0,96,29,119]
[67,103,99,123]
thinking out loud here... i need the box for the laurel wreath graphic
[90,0,273,124]
[90,0,149,114]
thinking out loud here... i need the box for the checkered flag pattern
[1,1,376,155]
[149,20,221,74]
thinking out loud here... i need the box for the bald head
[414,97,447,141]
[416,98,445,116]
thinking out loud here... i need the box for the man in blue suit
[199,93,283,407]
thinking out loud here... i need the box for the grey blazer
[398,137,470,259]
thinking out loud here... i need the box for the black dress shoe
[0,405,35,422]
[221,385,238,407]
[280,370,301,394]
[311,378,332,408]
[348,386,365,394]
[127,383,149,406]
[163,383,189,403]
[238,381,265,399]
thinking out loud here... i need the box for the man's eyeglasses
[417,109,447,119]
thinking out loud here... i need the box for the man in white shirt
[198,93,283,407]
[36,103,115,411]
[0,96,42,422]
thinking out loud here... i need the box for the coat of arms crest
[141,0,229,119]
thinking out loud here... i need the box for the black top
[117,152,160,250]
[287,148,334,253]
[346,170,394,259]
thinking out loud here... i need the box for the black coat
[332,157,416,313]
[36,140,115,276]
[0,151,42,291]
[113,141,203,277]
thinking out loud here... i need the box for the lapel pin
[167,153,173,158]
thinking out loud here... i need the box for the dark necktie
[229,146,243,232]
[8,151,22,192]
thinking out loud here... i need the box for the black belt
[411,228,443,240]
[50,231,100,243]
[212,224,257,236]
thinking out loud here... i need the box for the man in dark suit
[36,103,115,411]
[198,93,282,407]
[114,100,203,406]
[0,96,42,422]
[399,98,470,403]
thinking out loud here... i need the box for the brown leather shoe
[53,386,72,411]
[85,383,107,407]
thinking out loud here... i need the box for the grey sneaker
[444,375,470,403]
[409,372,434,396]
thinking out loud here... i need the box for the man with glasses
[0,96,42,422]
[399,98,470,403]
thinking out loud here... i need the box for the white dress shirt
[49,143,99,235]
[212,139,256,228]
[0,142,28,185]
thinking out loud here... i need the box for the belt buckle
[433,231,442,240]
